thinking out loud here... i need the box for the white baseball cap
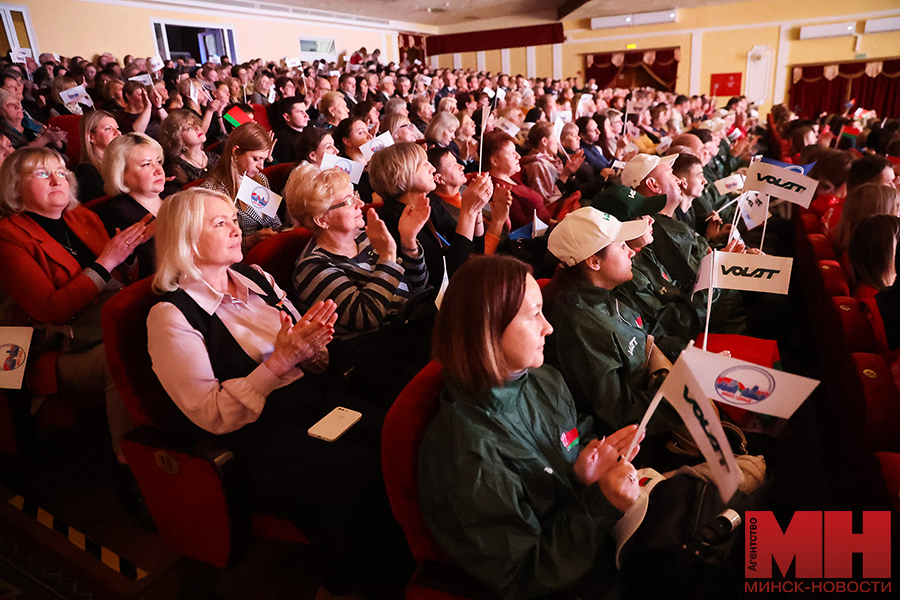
[621,153,677,188]
[547,207,650,267]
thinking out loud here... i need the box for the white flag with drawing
[360,131,394,162]
[495,117,520,138]
[235,176,282,219]
[679,344,818,420]
[743,160,817,208]
[286,57,302,68]
[533,211,548,237]
[482,87,496,99]
[656,136,673,155]
[558,109,572,124]
[10,47,30,64]
[59,85,93,107]
[0,327,33,390]
[129,74,153,87]
[714,173,745,196]
[149,55,165,72]
[659,350,742,501]
[693,251,792,295]
[321,154,365,185]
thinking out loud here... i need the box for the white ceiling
[253,0,744,28]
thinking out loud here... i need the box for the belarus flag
[224,106,252,128]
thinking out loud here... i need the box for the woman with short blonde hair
[148,186,410,598]
[367,141,430,199]
[96,132,166,278]
[380,113,418,143]
[424,111,458,149]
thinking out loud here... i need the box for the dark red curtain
[849,59,900,118]
[584,48,679,91]
[789,59,900,118]
[424,24,564,56]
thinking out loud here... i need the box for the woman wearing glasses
[159,109,221,189]
[286,163,430,403]
[0,147,149,468]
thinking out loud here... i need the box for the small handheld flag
[224,106,252,128]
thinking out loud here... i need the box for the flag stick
[478,94,497,173]
[702,251,717,351]
[625,387,665,461]
[759,193,771,251]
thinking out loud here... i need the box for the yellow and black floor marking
[6,495,149,581]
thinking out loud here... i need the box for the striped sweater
[293,232,428,339]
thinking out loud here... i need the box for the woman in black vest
[147,187,412,599]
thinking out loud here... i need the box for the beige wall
[26,0,397,64]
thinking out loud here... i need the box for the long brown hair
[433,255,529,391]
[204,122,272,198]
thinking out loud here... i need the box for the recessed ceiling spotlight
[625,17,632,22]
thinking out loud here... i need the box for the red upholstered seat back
[101,277,178,428]
[249,103,272,132]
[807,233,836,262]
[242,227,314,300]
[382,360,453,567]
[261,162,296,195]
[48,115,82,164]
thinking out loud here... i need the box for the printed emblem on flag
[370,140,385,153]
[714,365,775,404]
[560,427,580,451]
[334,159,353,175]
[249,187,270,209]
[1,344,26,371]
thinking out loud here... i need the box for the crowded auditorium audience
[2,45,899,600]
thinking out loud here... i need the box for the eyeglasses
[327,191,361,211]
[29,168,70,179]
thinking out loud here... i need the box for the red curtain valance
[584,48,679,91]
[424,24,564,57]
[788,58,900,118]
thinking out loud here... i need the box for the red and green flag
[838,125,861,141]
[224,106,252,128]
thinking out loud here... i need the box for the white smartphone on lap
[308,407,362,442]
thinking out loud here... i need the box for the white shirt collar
[179,267,268,316]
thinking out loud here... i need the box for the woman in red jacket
[0,147,150,465]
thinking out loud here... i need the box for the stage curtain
[789,58,900,118]
[424,24,564,56]
[584,47,679,91]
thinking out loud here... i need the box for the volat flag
[744,160,816,208]
[656,136,673,155]
[0,327,32,390]
[224,106,252,128]
[659,351,742,501]
[759,157,815,176]
[235,176,282,219]
[360,131,394,162]
[739,192,769,230]
[321,153,365,184]
[679,344,819,420]
[694,251,793,295]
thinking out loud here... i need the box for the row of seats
[793,205,900,514]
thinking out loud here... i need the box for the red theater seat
[102,278,307,571]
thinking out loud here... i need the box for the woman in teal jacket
[418,255,642,600]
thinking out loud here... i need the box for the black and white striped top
[293,232,428,339]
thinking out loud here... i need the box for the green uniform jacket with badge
[650,213,747,334]
[617,246,705,343]
[418,366,623,600]
[544,278,664,436]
